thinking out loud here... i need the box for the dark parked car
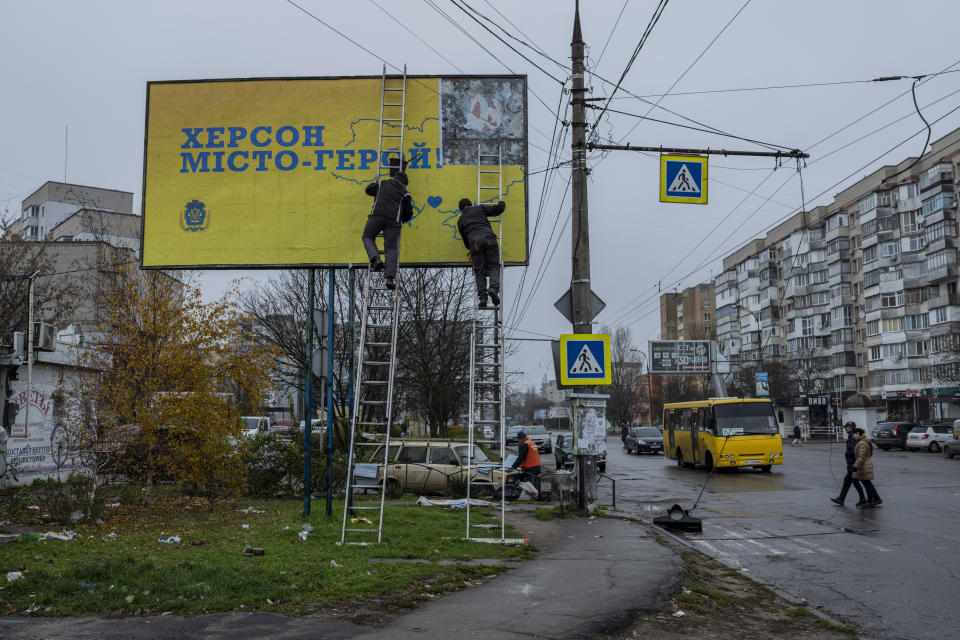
[871,422,918,451]
[624,426,663,455]
[554,432,606,473]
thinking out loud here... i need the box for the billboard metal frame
[140,74,529,270]
[648,340,712,374]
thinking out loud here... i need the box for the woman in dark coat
[852,428,883,508]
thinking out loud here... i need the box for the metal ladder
[466,145,516,543]
[377,64,406,180]
[339,66,407,545]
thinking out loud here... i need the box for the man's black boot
[488,289,500,306]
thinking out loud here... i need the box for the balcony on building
[919,162,954,193]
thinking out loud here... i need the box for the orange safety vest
[519,438,542,470]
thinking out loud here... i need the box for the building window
[931,307,948,324]
[703,313,711,322]
[904,313,929,330]
[863,246,878,263]
[881,242,900,258]
[882,318,903,332]
[902,210,920,233]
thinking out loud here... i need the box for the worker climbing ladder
[465,145,521,543]
[340,65,407,545]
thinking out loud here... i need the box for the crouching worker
[456,198,506,307]
[510,430,542,496]
[362,156,414,290]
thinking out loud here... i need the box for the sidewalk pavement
[0,513,682,640]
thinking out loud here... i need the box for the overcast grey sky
[3,0,959,389]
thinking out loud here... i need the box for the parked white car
[241,416,271,439]
[905,424,954,452]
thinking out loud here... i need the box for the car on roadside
[905,423,954,452]
[943,437,960,459]
[505,425,524,445]
[241,416,271,439]
[554,431,606,473]
[516,425,551,453]
[871,422,918,451]
[624,426,663,455]
[358,439,513,495]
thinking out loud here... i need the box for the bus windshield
[714,403,778,436]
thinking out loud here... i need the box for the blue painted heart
[427,196,443,208]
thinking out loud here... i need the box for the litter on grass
[416,496,493,508]
[41,530,76,541]
[241,524,250,529]
[158,536,182,544]
[298,523,313,541]
[6,571,23,582]
[239,506,265,514]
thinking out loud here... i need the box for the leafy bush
[41,474,102,524]
[244,432,349,497]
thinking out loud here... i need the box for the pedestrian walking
[456,198,506,307]
[791,424,803,446]
[830,421,867,507]
[361,156,414,290]
[852,427,883,508]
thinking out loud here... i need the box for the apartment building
[713,127,960,427]
[8,182,135,242]
[659,283,716,340]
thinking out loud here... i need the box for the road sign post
[660,155,708,204]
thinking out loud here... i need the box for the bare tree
[605,325,642,431]
[395,269,474,437]
[788,347,831,394]
[0,232,82,335]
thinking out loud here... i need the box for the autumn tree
[62,259,273,501]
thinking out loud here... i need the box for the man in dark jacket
[831,421,867,506]
[456,198,505,307]
[362,158,414,290]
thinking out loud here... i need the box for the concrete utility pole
[570,1,598,511]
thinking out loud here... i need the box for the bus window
[715,402,779,436]
[680,408,692,430]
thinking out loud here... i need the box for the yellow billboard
[141,76,528,268]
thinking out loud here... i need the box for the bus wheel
[704,452,714,471]
[760,465,772,473]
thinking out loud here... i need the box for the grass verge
[0,495,529,617]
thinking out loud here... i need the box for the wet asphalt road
[600,435,960,640]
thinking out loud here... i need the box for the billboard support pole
[326,268,336,517]
[303,268,315,517]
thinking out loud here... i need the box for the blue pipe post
[303,268,315,517]
[326,268,336,517]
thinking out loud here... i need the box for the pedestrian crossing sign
[660,154,708,204]
[560,334,611,385]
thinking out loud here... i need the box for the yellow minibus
[662,398,783,472]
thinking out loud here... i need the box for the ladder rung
[364,361,390,366]
[345,528,379,533]
[348,506,381,511]
[382,133,401,137]
[369,305,393,311]
[382,118,403,121]
[475,382,501,386]
[367,323,392,329]
[355,441,384,446]
[383,88,404,92]
[367,342,391,347]
[476,362,502,367]
[479,186,501,189]
[474,420,499,424]
[363,380,388,386]
[476,400,501,405]
[476,344,502,349]
[361,400,386,405]
[358,420,386,426]
[479,170,499,174]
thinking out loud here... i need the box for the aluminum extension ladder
[339,65,407,545]
[466,145,518,543]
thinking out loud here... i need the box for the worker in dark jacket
[831,421,867,507]
[456,198,505,307]
[362,157,414,290]
[510,430,542,494]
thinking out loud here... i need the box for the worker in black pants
[362,157,413,290]
[456,198,505,307]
